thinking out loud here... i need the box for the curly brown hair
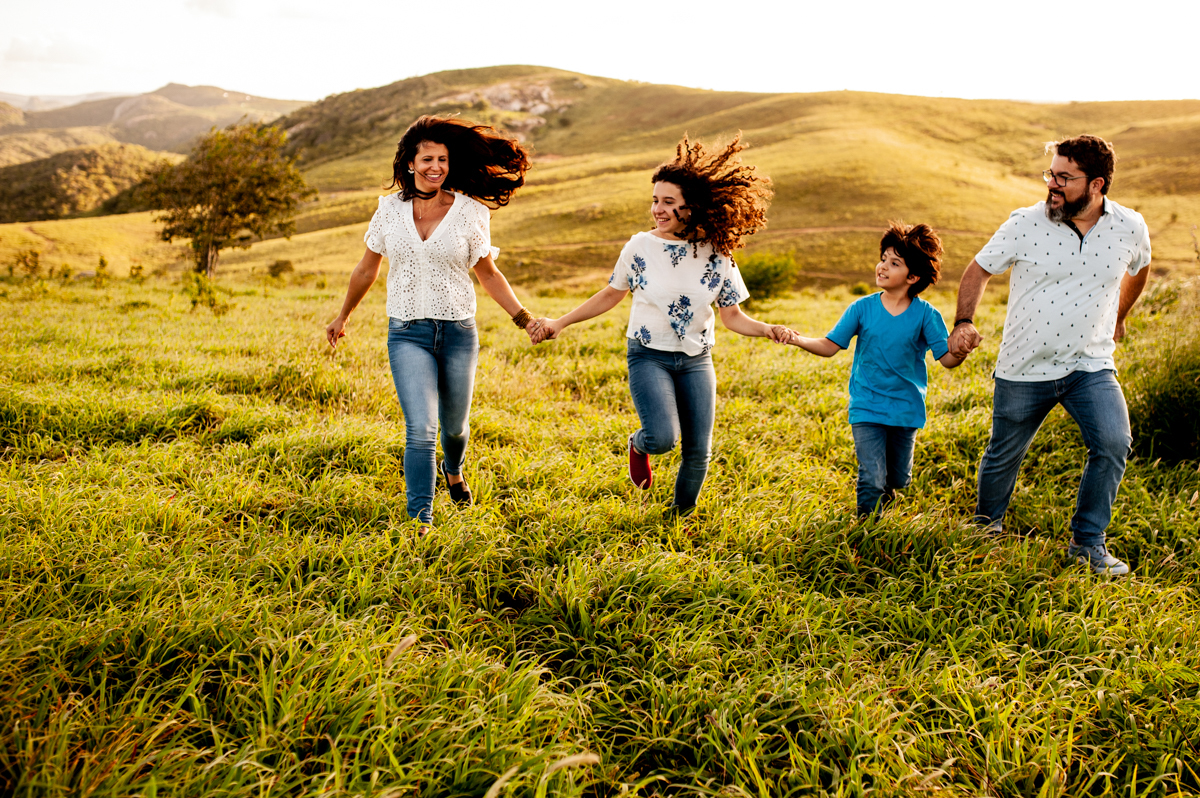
[880,220,943,298]
[650,134,772,256]
[389,115,531,207]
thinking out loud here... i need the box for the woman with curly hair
[534,134,795,516]
[326,115,543,532]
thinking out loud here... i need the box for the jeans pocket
[456,317,477,330]
[389,318,412,332]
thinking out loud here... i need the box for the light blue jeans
[387,317,479,523]
[975,369,1132,546]
[851,423,918,517]
[626,339,716,511]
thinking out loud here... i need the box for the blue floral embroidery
[717,277,741,307]
[634,326,652,345]
[699,252,723,290]
[667,295,693,339]
[664,243,687,267]
[627,254,648,291]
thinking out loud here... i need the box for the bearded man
[948,135,1151,575]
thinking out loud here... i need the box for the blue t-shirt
[826,293,950,428]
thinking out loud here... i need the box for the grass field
[2,271,1199,795]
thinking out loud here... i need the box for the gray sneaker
[1067,541,1130,575]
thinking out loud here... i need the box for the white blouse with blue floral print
[608,231,750,356]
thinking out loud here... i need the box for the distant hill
[0,90,130,112]
[272,65,1200,277]
[0,143,178,223]
[0,83,310,167]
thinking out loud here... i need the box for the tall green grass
[1,276,1198,796]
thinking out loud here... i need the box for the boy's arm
[938,349,965,369]
[792,336,842,357]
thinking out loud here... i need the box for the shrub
[95,254,110,288]
[1126,280,1200,463]
[849,281,872,296]
[736,252,799,305]
[268,259,295,278]
[181,271,232,316]
[11,249,40,280]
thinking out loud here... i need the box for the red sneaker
[628,435,652,489]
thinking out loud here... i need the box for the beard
[1045,189,1093,223]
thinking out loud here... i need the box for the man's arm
[1114,265,1150,342]
[947,259,992,357]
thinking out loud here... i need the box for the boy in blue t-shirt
[790,222,965,517]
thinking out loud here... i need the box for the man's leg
[1059,369,1133,548]
[974,377,1058,532]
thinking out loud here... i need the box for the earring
[407,168,415,174]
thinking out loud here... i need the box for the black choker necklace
[412,187,438,201]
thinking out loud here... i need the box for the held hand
[767,324,798,344]
[1113,318,1126,342]
[533,318,561,344]
[948,323,982,358]
[523,317,543,343]
[326,316,347,349]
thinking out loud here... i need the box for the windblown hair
[1047,135,1116,195]
[390,115,531,206]
[650,134,772,256]
[880,221,943,298]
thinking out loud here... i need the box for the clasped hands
[524,317,557,344]
[947,323,982,359]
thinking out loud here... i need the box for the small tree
[144,124,315,277]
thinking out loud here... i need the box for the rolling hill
[3,66,1198,284]
[0,83,310,168]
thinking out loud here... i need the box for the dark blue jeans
[626,339,716,510]
[851,423,918,517]
[387,318,479,523]
[975,369,1132,546]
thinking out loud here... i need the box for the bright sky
[1,0,1196,104]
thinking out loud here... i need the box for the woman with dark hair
[326,115,542,532]
[533,135,795,516]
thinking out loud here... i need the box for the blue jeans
[851,423,917,517]
[387,318,479,523]
[626,339,716,510]
[975,369,1132,546]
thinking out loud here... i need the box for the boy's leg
[883,426,919,507]
[851,423,889,517]
[1058,369,1132,548]
[671,352,716,512]
[974,377,1058,532]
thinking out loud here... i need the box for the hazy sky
[2,0,1196,103]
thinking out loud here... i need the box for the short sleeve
[715,261,750,307]
[974,210,1023,275]
[364,196,386,254]
[921,303,950,359]
[826,300,862,349]
[1128,215,1152,275]
[466,202,499,266]
[608,236,640,292]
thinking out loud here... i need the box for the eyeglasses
[1042,169,1088,187]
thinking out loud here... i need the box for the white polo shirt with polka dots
[975,197,1151,382]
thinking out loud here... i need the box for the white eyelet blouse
[364,191,500,321]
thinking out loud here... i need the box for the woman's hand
[326,315,348,348]
[767,324,798,344]
[524,317,549,343]
[532,318,561,344]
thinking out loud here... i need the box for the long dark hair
[651,133,772,256]
[389,115,531,207]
